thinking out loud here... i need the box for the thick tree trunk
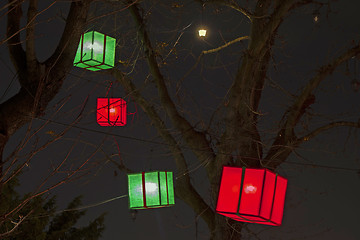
[211,215,243,240]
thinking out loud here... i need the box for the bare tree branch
[26,0,38,77]
[297,121,360,143]
[0,210,33,238]
[128,2,216,177]
[111,68,215,230]
[264,120,360,170]
[46,0,91,74]
[265,43,360,168]
[283,44,360,138]
[205,0,253,21]
[1,0,91,138]
[203,36,249,55]
[6,0,26,81]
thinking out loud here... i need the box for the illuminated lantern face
[73,31,115,71]
[198,29,207,37]
[216,166,287,226]
[97,98,126,126]
[128,171,175,209]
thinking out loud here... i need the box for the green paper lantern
[73,31,115,71]
[128,171,175,209]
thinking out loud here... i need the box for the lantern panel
[144,172,160,207]
[259,170,276,220]
[233,215,264,222]
[92,31,105,63]
[104,35,116,67]
[215,166,243,213]
[81,32,95,62]
[87,66,103,72]
[128,174,144,209]
[238,168,265,216]
[270,175,287,225]
[96,98,126,126]
[231,215,278,226]
[73,31,115,71]
[159,172,168,205]
[166,172,175,205]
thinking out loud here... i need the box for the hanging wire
[351,57,360,91]
[59,194,127,212]
[34,117,360,173]
[31,194,128,220]
[0,72,18,102]
[104,81,113,97]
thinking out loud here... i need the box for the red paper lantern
[97,98,126,126]
[216,166,287,226]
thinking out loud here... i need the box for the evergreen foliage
[0,177,106,239]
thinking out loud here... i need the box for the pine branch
[0,210,33,238]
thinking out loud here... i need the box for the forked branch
[266,44,360,168]
[6,0,26,81]
[26,0,38,76]
[128,2,216,176]
[46,0,91,73]
[111,68,215,229]
[297,121,360,144]
[283,44,360,137]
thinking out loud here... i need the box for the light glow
[84,41,103,54]
[145,182,158,193]
[244,184,257,194]
[198,29,207,37]
[109,108,116,113]
[232,185,239,193]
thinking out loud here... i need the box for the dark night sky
[1,1,360,239]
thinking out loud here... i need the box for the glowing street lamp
[198,29,207,37]
[216,166,288,226]
[313,9,320,23]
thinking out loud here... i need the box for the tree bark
[0,0,90,223]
